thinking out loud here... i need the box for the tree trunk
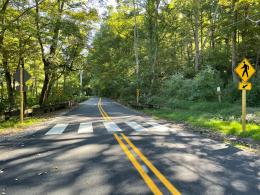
[0,82,3,102]
[231,0,238,82]
[36,0,64,105]
[255,51,259,76]
[147,0,160,95]
[34,60,38,97]
[194,11,200,72]
[133,0,140,104]
[63,72,66,92]
[39,61,51,105]
[3,53,14,109]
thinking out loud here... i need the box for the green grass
[0,117,45,135]
[143,101,260,141]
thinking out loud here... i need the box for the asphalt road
[0,97,259,195]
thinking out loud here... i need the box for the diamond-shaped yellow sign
[238,82,252,91]
[235,58,255,82]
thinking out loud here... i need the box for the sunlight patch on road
[205,185,225,195]
[55,144,108,161]
[206,143,229,151]
[173,166,199,182]
[231,180,248,192]
[163,143,187,149]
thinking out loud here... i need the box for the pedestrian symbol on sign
[235,58,255,82]
[241,62,249,78]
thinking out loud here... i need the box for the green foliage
[0,117,45,134]
[0,0,98,111]
[247,74,260,107]
[0,0,260,119]
[157,67,223,103]
[222,81,241,103]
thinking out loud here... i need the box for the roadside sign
[235,58,255,82]
[15,85,28,91]
[235,58,256,133]
[238,82,252,91]
[14,69,31,83]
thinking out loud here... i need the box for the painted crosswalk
[103,121,122,132]
[45,124,68,135]
[78,122,93,134]
[45,121,174,135]
[146,121,170,132]
[126,121,147,132]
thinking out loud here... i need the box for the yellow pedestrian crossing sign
[235,58,255,82]
[238,82,252,91]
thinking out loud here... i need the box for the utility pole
[80,70,83,96]
[133,0,140,105]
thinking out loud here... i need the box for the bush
[160,66,223,102]
[247,74,260,107]
[222,81,241,103]
[192,66,223,100]
[163,73,185,97]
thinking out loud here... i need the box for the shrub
[192,66,223,100]
[222,81,241,103]
[161,66,223,102]
[247,74,260,107]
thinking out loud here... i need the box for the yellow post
[20,67,24,124]
[136,89,140,105]
[242,90,246,132]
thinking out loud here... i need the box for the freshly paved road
[0,97,259,195]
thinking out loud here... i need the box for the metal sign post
[217,87,221,103]
[20,67,24,124]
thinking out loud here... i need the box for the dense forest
[89,0,260,107]
[0,0,260,113]
[0,0,98,112]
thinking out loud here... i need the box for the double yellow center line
[98,98,181,195]
[98,98,111,121]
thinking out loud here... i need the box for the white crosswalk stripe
[126,121,146,132]
[103,121,122,132]
[146,121,170,132]
[45,124,68,135]
[78,122,93,134]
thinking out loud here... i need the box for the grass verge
[0,117,46,135]
[143,101,260,141]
